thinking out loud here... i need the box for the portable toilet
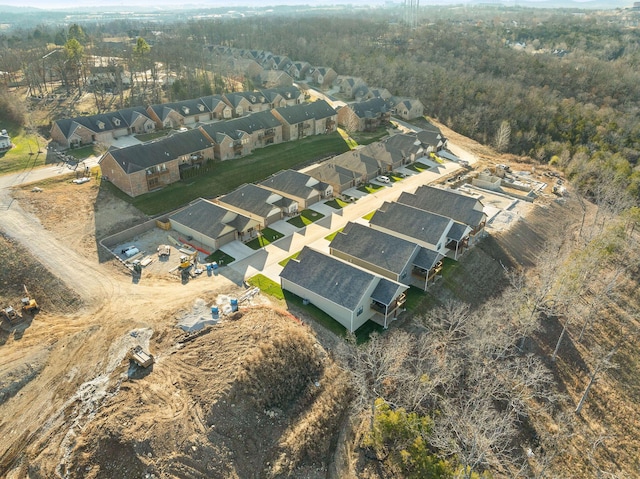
[230,298,238,312]
[211,305,219,318]
[212,262,218,275]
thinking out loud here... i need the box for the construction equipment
[179,250,198,269]
[21,285,39,315]
[128,345,154,368]
[157,244,171,257]
[2,306,19,322]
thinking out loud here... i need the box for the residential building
[272,100,338,141]
[337,97,392,132]
[390,97,425,120]
[214,183,298,227]
[168,198,260,250]
[98,129,214,197]
[259,169,332,208]
[309,67,338,89]
[329,222,444,290]
[259,70,294,89]
[397,185,487,245]
[280,247,408,331]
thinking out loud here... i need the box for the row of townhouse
[210,45,425,123]
[163,127,450,256]
[280,185,488,332]
[50,86,304,150]
[98,100,339,197]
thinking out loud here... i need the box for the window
[356,305,363,316]
[401,271,407,280]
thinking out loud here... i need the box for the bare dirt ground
[0,177,350,478]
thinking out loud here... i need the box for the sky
[0,0,632,9]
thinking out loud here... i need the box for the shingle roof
[280,247,375,311]
[398,185,486,228]
[371,279,404,306]
[383,134,422,156]
[261,86,302,102]
[330,222,419,276]
[370,202,452,247]
[413,248,443,271]
[274,100,337,125]
[169,198,256,239]
[349,97,391,119]
[54,106,152,138]
[416,130,443,148]
[218,183,285,218]
[200,110,281,142]
[101,129,213,174]
[260,169,320,200]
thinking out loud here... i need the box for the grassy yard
[362,210,376,221]
[324,228,344,241]
[349,127,389,145]
[286,209,325,228]
[66,145,99,160]
[278,251,300,267]
[284,291,382,343]
[204,249,235,266]
[245,227,284,250]
[109,132,349,215]
[337,128,358,149]
[0,124,49,175]
[357,183,385,194]
[406,162,431,173]
[135,130,170,142]
[247,274,284,300]
[325,197,349,209]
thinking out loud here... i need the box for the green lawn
[324,228,344,241]
[286,209,325,228]
[325,197,349,209]
[407,162,431,172]
[66,145,99,160]
[278,251,300,267]
[135,131,170,142]
[245,227,284,250]
[0,125,48,175]
[204,249,235,266]
[357,183,385,194]
[248,274,285,300]
[337,128,358,149]
[109,132,350,215]
[362,210,376,221]
[284,291,382,343]
[349,127,389,145]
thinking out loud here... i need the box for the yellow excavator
[21,285,39,315]
[179,250,198,270]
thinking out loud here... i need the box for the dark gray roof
[413,248,443,271]
[306,162,356,186]
[54,106,152,138]
[200,110,281,142]
[398,185,486,228]
[218,183,284,218]
[349,97,391,119]
[260,169,320,200]
[274,100,337,125]
[169,198,254,239]
[371,279,404,306]
[101,129,213,174]
[383,134,422,156]
[416,130,444,147]
[280,247,375,311]
[224,91,267,107]
[448,221,470,241]
[330,222,419,276]
[370,202,451,247]
[261,86,302,102]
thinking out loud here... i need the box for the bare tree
[575,345,618,414]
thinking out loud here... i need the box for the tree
[64,38,85,91]
[575,345,618,415]
[494,120,511,152]
[68,24,86,45]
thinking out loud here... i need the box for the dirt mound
[52,307,350,479]
[0,233,82,315]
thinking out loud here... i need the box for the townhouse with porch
[214,183,298,228]
[272,100,338,141]
[329,222,444,291]
[337,97,392,132]
[259,169,333,209]
[280,247,408,332]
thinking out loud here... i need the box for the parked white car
[376,175,390,184]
